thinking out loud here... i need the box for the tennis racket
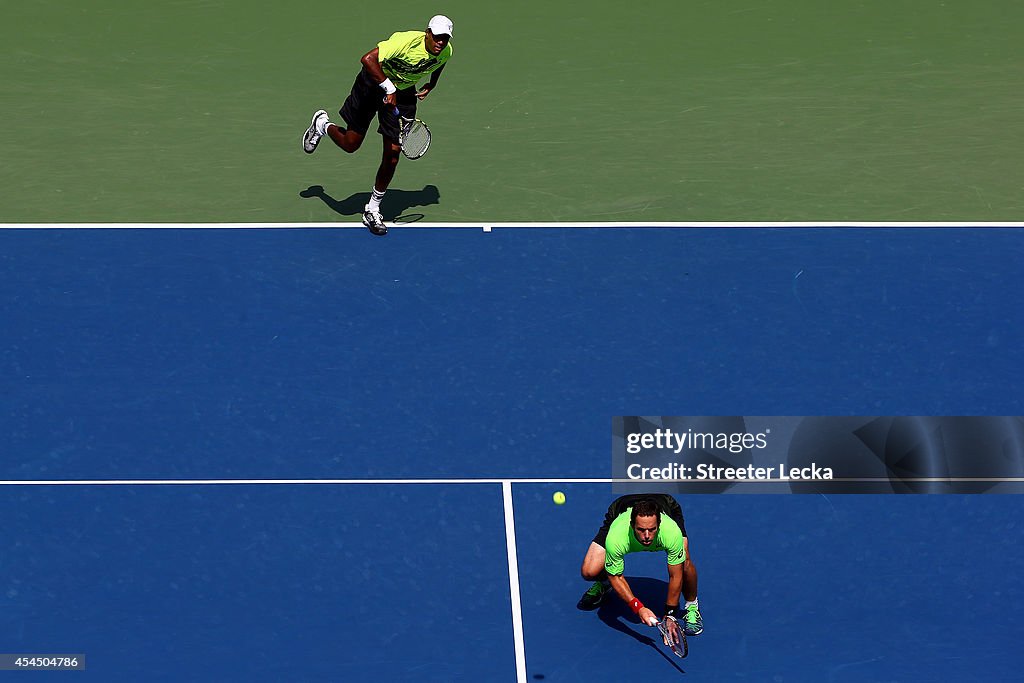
[655,618,687,659]
[393,106,431,160]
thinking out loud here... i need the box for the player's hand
[415,85,433,100]
[662,615,681,646]
[640,607,657,627]
[383,92,397,108]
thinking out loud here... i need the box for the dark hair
[630,499,660,526]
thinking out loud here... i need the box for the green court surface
[2,1,1021,223]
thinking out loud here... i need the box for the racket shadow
[299,184,441,221]
[596,577,686,674]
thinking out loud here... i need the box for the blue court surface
[1,226,1023,680]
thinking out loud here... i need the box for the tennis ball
[553,491,566,505]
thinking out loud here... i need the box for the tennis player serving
[302,15,454,236]
[578,494,703,640]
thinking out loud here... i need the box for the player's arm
[416,64,445,100]
[607,574,658,626]
[360,48,398,107]
[665,561,683,612]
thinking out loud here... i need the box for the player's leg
[328,74,376,154]
[680,538,702,635]
[301,106,366,154]
[360,88,417,235]
[363,87,421,235]
[660,495,702,635]
[577,541,611,610]
[577,498,624,610]
[303,71,375,154]
[373,138,402,195]
[581,541,607,581]
[680,538,698,601]
[360,137,400,236]
[325,123,364,153]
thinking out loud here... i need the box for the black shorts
[591,494,687,547]
[339,68,418,140]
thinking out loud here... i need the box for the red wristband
[629,598,644,614]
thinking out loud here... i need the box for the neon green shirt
[377,30,453,91]
[603,508,686,576]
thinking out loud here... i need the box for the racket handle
[393,106,400,116]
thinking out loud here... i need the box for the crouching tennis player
[578,494,703,638]
[302,15,454,235]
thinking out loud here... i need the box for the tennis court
[2,0,1023,680]
[2,227,1022,680]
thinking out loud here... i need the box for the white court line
[502,481,528,683]
[0,222,1022,230]
[1,477,1023,485]
[0,478,615,485]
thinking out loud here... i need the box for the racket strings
[401,120,430,158]
[656,620,686,658]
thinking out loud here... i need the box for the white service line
[502,481,528,683]
[0,478,618,486]
[1,222,1022,230]
[1,476,1021,486]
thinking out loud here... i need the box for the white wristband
[379,78,397,95]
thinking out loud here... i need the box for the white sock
[685,597,699,610]
[316,116,331,136]
[365,188,386,212]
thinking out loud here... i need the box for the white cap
[427,15,453,37]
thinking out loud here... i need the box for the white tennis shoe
[362,210,388,236]
[302,109,330,154]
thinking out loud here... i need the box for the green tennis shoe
[576,581,609,611]
[683,604,703,636]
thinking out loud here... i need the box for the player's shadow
[299,184,440,224]
[597,577,686,674]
